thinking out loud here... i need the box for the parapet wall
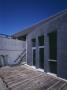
[0,36,26,65]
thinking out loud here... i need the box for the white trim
[48,60,57,62]
[37,68,44,72]
[47,72,67,82]
[38,46,44,48]
[32,47,36,50]
[47,72,57,77]
[24,64,44,72]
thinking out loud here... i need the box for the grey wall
[57,15,67,79]
[26,13,67,79]
[0,37,26,65]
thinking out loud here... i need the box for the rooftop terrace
[0,65,67,90]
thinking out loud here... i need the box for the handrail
[14,49,26,62]
[0,33,11,38]
[18,53,26,64]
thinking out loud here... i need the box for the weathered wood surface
[0,65,67,90]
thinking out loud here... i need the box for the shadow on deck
[0,65,67,90]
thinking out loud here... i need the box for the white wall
[0,36,26,65]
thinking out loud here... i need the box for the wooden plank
[0,65,67,90]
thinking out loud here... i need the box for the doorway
[48,31,57,74]
[32,48,36,66]
[39,47,44,69]
[38,35,44,69]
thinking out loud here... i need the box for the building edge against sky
[12,9,67,79]
[0,9,67,79]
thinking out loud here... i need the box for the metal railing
[0,34,12,38]
[14,49,26,64]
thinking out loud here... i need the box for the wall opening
[38,35,44,69]
[48,31,57,74]
[39,48,44,69]
[32,48,36,66]
[32,38,36,66]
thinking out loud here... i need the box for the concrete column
[44,34,49,72]
[36,36,40,68]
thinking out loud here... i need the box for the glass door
[48,31,57,74]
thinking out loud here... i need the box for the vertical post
[36,36,40,68]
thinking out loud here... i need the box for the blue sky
[0,0,67,35]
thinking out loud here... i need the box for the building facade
[26,10,67,79]
[13,10,67,79]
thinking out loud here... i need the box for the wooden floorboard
[0,65,67,90]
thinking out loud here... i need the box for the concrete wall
[26,12,67,79]
[0,37,26,65]
[57,14,67,79]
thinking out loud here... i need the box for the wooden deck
[0,65,67,90]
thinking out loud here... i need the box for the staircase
[14,49,26,65]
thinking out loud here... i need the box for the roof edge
[12,9,67,37]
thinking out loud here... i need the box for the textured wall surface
[0,37,26,65]
[26,12,67,79]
